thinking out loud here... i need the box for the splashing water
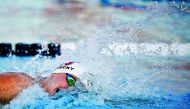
[1,1,190,109]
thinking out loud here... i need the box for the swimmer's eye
[66,73,76,86]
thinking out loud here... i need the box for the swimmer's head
[41,62,87,95]
[41,73,78,96]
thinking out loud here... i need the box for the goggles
[66,73,76,86]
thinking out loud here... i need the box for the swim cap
[52,62,86,78]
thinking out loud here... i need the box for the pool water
[0,55,190,109]
[1,0,190,109]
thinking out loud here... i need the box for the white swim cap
[41,62,85,78]
[52,62,86,78]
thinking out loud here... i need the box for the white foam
[104,43,190,56]
[61,42,76,51]
[65,42,190,56]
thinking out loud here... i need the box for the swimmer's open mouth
[55,88,60,93]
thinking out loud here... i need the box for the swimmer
[0,62,86,104]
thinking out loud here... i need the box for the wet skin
[40,73,78,96]
[0,73,33,104]
[0,72,78,104]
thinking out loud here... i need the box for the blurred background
[0,0,190,43]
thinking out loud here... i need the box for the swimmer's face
[42,73,78,96]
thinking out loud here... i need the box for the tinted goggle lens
[66,73,76,86]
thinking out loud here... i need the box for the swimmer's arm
[0,73,34,104]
